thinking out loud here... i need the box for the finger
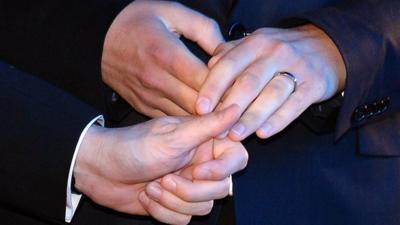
[161,33,210,90]
[208,40,241,68]
[164,2,225,55]
[122,87,166,118]
[214,59,275,139]
[160,174,230,202]
[228,74,295,141]
[138,65,199,114]
[196,41,258,115]
[218,58,276,113]
[156,97,190,116]
[192,139,248,180]
[171,104,241,149]
[256,84,316,138]
[139,191,191,225]
[146,182,213,216]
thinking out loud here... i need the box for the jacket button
[111,92,119,103]
[353,106,367,122]
[228,23,248,40]
[381,97,390,110]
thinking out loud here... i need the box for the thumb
[163,2,225,55]
[171,104,240,150]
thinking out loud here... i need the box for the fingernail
[197,97,211,114]
[231,123,246,137]
[259,123,272,137]
[163,176,177,192]
[139,191,149,205]
[147,182,162,201]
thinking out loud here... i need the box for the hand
[196,24,346,140]
[74,105,248,224]
[140,138,247,224]
[102,0,223,117]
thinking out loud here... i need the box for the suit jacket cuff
[295,1,400,140]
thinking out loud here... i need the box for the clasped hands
[76,0,347,224]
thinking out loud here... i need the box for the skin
[196,24,347,140]
[99,1,246,223]
[102,0,224,117]
[74,105,248,225]
[100,1,346,223]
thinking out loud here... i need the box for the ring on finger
[273,71,297,93]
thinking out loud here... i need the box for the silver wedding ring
[273,71,297,93]
[228,175,233,196]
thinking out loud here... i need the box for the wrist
[295,24,347,99]
[73,124,108,193]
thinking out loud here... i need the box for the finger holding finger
[192,139,248,180]
[169,104,240,150]
[146,182,214,216]
[196,41,258,115]
[160,174,231,202]
[208,40,241,68]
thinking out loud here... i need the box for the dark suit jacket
[1,0,399,225]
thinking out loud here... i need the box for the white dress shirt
[65,115,104,223]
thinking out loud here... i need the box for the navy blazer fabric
[0,0,399,224]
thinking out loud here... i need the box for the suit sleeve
[0,0,131,109]
[299,0,400,156]
[0,61,99,223]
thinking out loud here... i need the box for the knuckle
[236,71,262,91]
[146,43,172,66]
[296,57,312,71]
[218,56,237,71]
[178,187,196,202]
[203,17,219,32]
[241,111,264,126]
[214,42,231,55]
[146,200,161,216]
[210,164,228,179]
[213,43,226,55]
[272,41,294,57]
[139,72,160,89]
[247,33,266,47]
[199,201,214,215]
[150,118,179,135]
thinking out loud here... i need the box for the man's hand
[73,105,248,224]
[196,24,346,140]
[139,138,247,224]
[102,0,224,117]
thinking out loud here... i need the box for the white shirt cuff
[65,115,104,223]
